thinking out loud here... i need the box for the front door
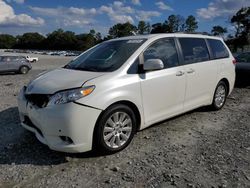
[140,38,186,126]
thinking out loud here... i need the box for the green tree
[0,34,16,49]
[15,32,45,49]
[164,15,185,33]
[231,7,250,37]
[230,7,250,51]
[45,29,77,50]
[108,22,137,38]
[76,33,96,51]
[185,15,198,32]
[89,29,96,36]
[151,23,164,33]
[137,21,150,34]
[211,26,227,36]
[146,22,151,34]
[95,32,102,43]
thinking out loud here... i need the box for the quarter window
[179,38,209,64]
[207,39,229,59]
[143,38,179,69]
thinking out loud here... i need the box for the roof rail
[174,32,213,36]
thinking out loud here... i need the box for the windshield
[65,39,146,72]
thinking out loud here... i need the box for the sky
[0,0,249,36]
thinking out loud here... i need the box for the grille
[25,94,50,108]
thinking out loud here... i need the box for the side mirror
[143,59,164,71]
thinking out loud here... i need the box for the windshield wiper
[71,67,99,72]
[63,64,70,69]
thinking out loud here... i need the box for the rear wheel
[211,81,228,110]
[19,66,29,74]
[94,104,137,153]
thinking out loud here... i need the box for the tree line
[0,7,249,52]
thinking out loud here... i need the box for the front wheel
[94,104,137,153]
[211,81,228,110]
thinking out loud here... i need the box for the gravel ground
[0,54,249,188]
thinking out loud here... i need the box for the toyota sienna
[18,34,235,153]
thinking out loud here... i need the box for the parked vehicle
[235,52,250,86]
[18,34,235,153]
[26,56,38,63]
[235,52,250,72]
[0,56,32,74]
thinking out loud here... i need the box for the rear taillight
[232,59,237,65]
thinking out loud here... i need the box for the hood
[26,68,104,94]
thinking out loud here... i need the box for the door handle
[187,68,195,74]
[176,71,185,76]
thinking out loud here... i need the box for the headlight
[47,85,95,106]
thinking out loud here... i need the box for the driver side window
[143,38,179,69]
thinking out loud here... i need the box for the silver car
[0,56,32,74]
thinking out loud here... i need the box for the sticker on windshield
[127,40,144,44]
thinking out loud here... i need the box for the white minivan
[18,34,235,153]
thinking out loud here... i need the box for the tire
[19,66,29,74]
[94,104,137,154]
[211,81,228,110]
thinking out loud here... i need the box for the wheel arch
[97,100,141,130]
[220,78,230,96]
[92,100,142,151]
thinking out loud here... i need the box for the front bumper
[17,87,102,153]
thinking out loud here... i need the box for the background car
[235,52,250,86]
[26,56,39,63]
[0,56,32,74]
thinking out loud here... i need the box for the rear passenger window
[143,38,179,69]
[179,38,209,64]
[207,39,229,59]
[3,57,11,62]
[10,57,18,61]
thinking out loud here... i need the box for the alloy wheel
[103,112,132,149]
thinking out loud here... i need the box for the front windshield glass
[65,39,146,72]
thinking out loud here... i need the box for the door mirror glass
[144,59,164,71]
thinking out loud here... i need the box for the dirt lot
[0,54,249,188]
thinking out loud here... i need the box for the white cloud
[197,0,250,20]
[30,6,97,17]
[6,0,25,4]
[100,1,160,23]
[100,1,135,23]
[0,0,44,26]
[136,10,161,21]
[30,6,97,27]
[112,1,134,14]
[131,0,141,6]
[63,19,90,27]
[155,1,173,11]
[13,0,25,3]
